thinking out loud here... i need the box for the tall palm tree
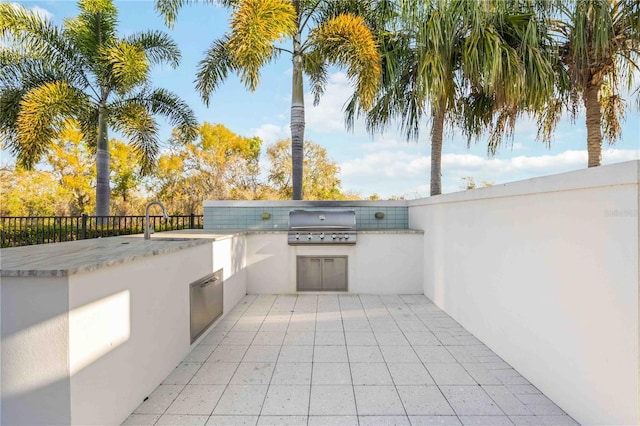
[348,0,558,196]
[155,0,382,200]
[0,0,197,215]
[553,0,640,167]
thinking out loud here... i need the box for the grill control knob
[295,233,300,240]
[332,234,337,240]
[320,233,325,240]
[344,234,349,240]
[307,233,313,240]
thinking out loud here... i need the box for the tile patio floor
[123,294,579,426]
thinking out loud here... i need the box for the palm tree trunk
[584,83,602,167]
[95,102,110,216]
[430,102,445,196]
[290,38,305,200]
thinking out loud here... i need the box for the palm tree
[155,0,382,200]
[0,0,197,216]
[553,0,640,167]
[347,0,558,196]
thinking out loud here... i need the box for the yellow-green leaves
[228,0,296,90]
[16,81,86,169]
[104,40,150,92]
[309,13,381,110]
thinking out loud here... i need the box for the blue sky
[6,1,640,198]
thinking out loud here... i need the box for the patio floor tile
[359,415,411,425]
[309,385,357,415]
[122,295,579,426]
[396,385,455,416]
[205,415,258,425]
[270,362,312,385]
[354,385,405,415]
[165,385,225,415]
[156,414,209,425]
[212,385,268,415]
[408,416,462,425]
[133,384,184,414]
[260,385,310,416]
[440,385,503,416]
[312,362,352,385]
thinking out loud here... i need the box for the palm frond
[308,13,381,109]
[0,3,92,90]
[13,81,88,169]
[155,0,228,29]
[116,88,198,143]
[195,37,234,106]
[109,103,159,173]
[102,40,150,92]
[78,105,100,151]
[63,0,118,61]
[127,30,181,68]
[0,87,26,149]
[303,49,328,106]
[227,0,296,91]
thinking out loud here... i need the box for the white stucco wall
[68,242,214,425]
[408,160,640,426]
[245,233,423,294]
[1,276,71,425]
[213,236,248,312]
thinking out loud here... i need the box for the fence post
[81,214,87,239]
[190,213,195,229]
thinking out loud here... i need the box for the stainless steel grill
[288,209,356,245]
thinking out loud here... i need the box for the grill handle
[290,225,353,230]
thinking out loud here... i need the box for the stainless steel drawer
[190,269,223,343]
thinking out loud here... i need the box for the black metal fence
[0,214,203,248]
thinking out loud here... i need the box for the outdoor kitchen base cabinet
[190,268,223,343]
[297,256,347,291]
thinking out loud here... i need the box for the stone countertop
[0,229,423,277]
[0,233,222,277]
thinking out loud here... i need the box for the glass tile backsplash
[204,206,408,230]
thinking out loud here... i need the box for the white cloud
[337,148,640,198]
[250,123,288,145]
[305,72,367,135]
[341,150,429,179]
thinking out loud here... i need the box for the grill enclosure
[288,209,356,245]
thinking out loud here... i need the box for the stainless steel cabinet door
[296,256,347,291]
[190,269,223,343]
[297,257,323,291]
[322,257,347,290]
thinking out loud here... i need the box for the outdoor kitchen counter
[0,228,423,277]
[0,233,217,277]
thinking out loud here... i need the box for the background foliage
[1,121,359,216]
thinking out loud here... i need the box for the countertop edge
[0,229,424,277]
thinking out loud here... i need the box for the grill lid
[288,209,356,245]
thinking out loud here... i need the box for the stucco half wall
[408,160,640,426]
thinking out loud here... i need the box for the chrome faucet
[144,201,169,240]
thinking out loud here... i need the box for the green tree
[348,0,558,196]
[552,0,640,167]
[156,0,381,200]
[148,122,263,213]
[266,138,344,200]
[0,0,197,216]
